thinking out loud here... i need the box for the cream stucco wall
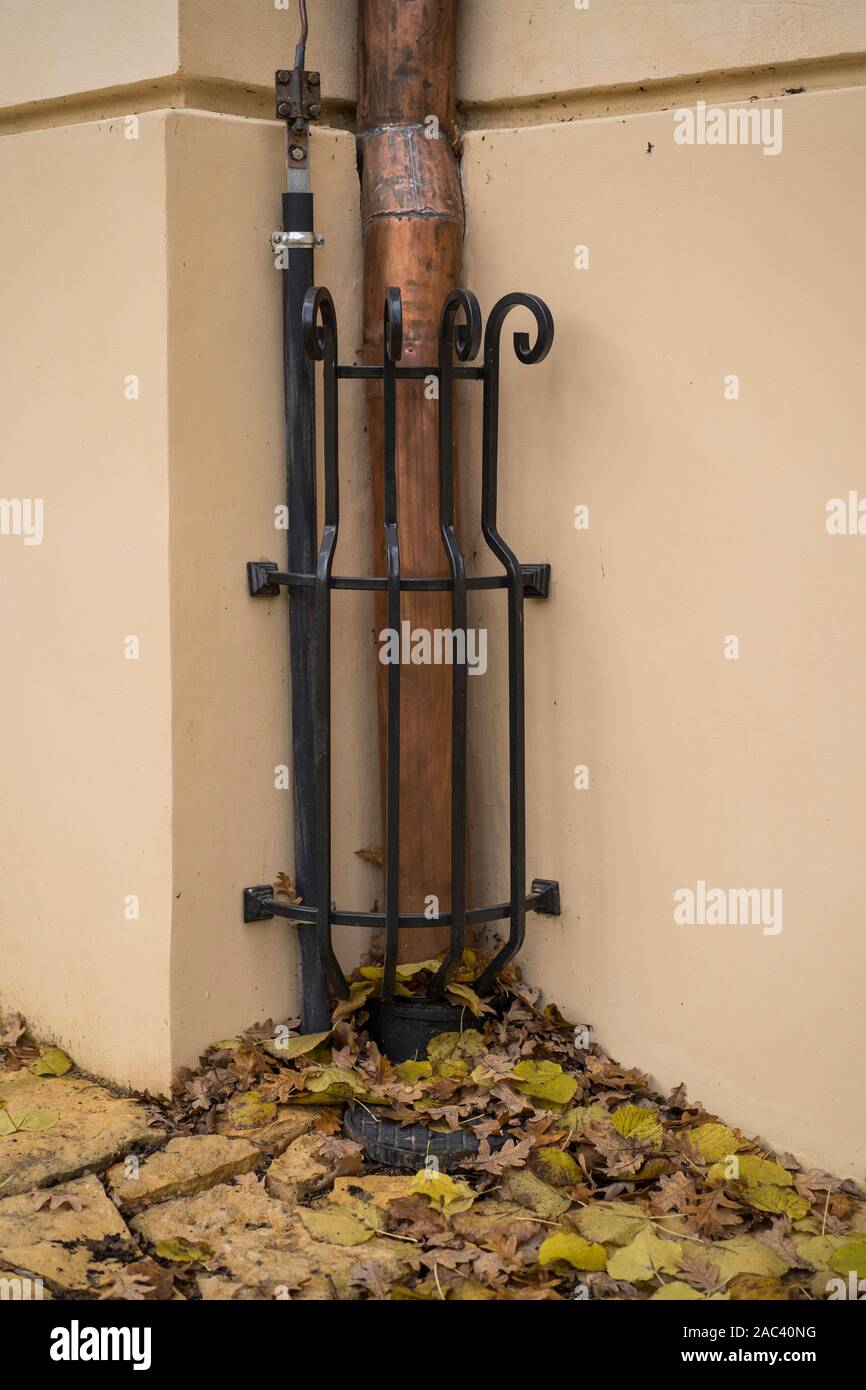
[1,2,864,1176]
[10,1,865,127]
[0,96,364,1090]
[0,113,173,1088]
[458,0,866,105]
[0,0,179,108]
[461,86,866,1180]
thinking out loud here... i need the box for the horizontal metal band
[279,572,506,592]
[247,561,551,598]
[336,365,484,380]
[244,880,560,928]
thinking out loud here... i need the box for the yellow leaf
[395,960,440,979]
[711,1236,789,1282]
[298,1207,375,1246]
[539,1232,606,1271]
[395,1060,432,1085]
[283,1089,359,1105]
[304,1066,367,1099]
[409,1170,476,1215]
[707,1155,793,1188]
[341,1198,386,1233]
[707,1154,808,1220]
[503,1169,571,1220]
[611,1104,662,1145]
[829,1241,866,1279]
[444,982,488,1017]
[571,1201,649,1247]
[652,1280,729,1301]
[457,958,481,980]
[154,1237,212,1263]
[349,979,377,996]
[530,1147,581,1188]
[28,1048,73,1077]
[743,1184,810,1220]
[224,1091,277,1129]
[512,1060,578,1108]
[607,1228,682,1282]
[688,1123,741,1164]
[0,1107,59,1135]
[652,1281,708,1301]
[435,1059,470,1080]
[794,1234,847,1270]
[560,1102,608,1133]
[264,1030,331,1061]
[426,1030,486,1064]
[331,982,377,1022]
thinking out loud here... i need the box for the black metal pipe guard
[244,285,560,1006]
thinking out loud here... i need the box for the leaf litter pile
[139,948,866,1301]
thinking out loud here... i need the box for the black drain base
[347,1000,509,1170]
[367,997,466,1063]
[343,1106,491,1173]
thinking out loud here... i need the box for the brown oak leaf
[687,1189,745,1239]
[651,1171,697,1215]
[679,1245,724,1295]
[469,1135,534,1176]
[96,1261,171,1301]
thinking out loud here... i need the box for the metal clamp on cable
[271,230,325,254]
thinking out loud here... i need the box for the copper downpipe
[357,1,463,961]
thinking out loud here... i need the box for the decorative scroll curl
[302,285,338,362]
[438,288,482,363]
[485,291,554,366]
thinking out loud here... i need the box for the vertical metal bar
[303,287,349,1000]
[428,291,481,1000]
[280,189,332,1030]
[475,294,554,996]
[382,289,403,1003]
